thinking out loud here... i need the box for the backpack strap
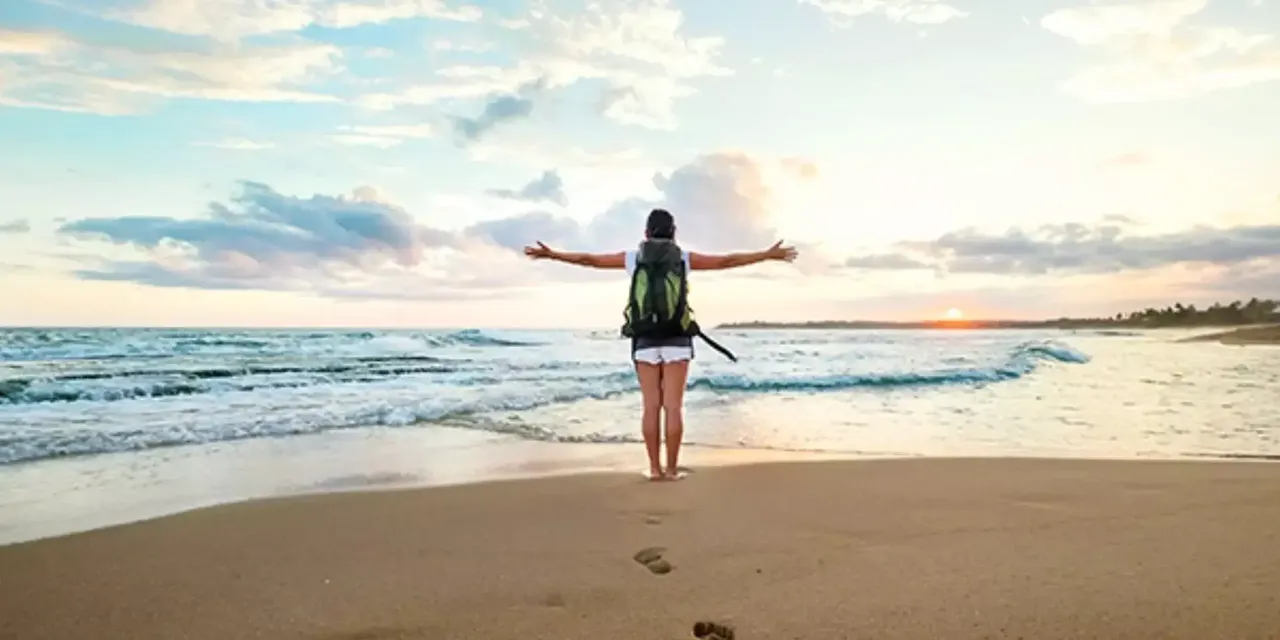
[693,327,737,362]
[672,249,690,335]
[620,257,643,338]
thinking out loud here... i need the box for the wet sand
[3,457,1280,640]
[1181,324,1280,345]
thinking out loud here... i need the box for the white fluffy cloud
[329,124,436,148]
[845,221,1280,276]
[0,220,32,234]
[798,0,969,27]
[72,0,482,41]
[466,153,783,254]
[0,29,72,56]
[1,0,726,132]
[360,0,730,130]
[55,153,790,300]
[0,29,340,114]
[1042,0,1280,102]
[194,138,277,151]
[40,147,1280,308]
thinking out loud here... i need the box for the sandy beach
[3,458,1280,640]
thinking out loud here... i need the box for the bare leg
[635,361,664,480]
[660,359,690,478]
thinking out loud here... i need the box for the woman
[523,208,798,481]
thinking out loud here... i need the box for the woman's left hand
[523,241,555,260]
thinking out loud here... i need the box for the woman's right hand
[765,240,798,262]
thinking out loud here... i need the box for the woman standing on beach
[523,208,798,480]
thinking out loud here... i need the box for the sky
[1,0,1278,328]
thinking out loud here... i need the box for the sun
[944,308,964,320]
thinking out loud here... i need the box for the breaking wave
[0,338,1090,464]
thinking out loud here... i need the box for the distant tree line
[720,297,1280,331]
[1093,297,1280,327]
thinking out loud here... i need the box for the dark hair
[645,208,675,240]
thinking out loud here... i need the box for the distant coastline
[717,319,1279,331]
[717,298,1280,332]
[717,319,1128,331]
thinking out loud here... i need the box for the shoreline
[14,453,1280,545]
[0,430,872,548]
[4,425,1279,548]
[4,456,1280,639]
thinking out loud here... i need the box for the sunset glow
[944,308,964,321]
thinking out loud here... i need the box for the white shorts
[633,345,693,364]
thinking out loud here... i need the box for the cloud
[70,260,268,292]
[60,182,457,292]
[1042,0,1201,45]
[843,220,1280,276]
[1042,0,1280,102]
[844,254,931,270]
[359,0,729,129]
[450,91,536,142]
[0,29,341,114]
[194,138,276,151]
[465,211,585,251]
[357,64,533,111]
[469,152,780,254]
[798,0,969,27]
[57,153,787,299]
[0,220,31,234]
[1204,260,1280,297]
[330,123,435,148]
[486,170,568,207]
[319,0,482,29]
[1,3,720,128]
[64,0,482,41]
[0,29,72,56]
[596,78,693,130]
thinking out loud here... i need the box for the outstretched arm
[523,242,625,269]
[689,241,798,271]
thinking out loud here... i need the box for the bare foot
[664,469,687,481]
[646,468,665,482]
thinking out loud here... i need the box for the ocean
[1,327,1276,544]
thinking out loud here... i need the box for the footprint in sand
[692,620,736,640]
[632,546,673,575]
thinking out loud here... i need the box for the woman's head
[645,208,676,240]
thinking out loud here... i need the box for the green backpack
[621,240,737,361]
